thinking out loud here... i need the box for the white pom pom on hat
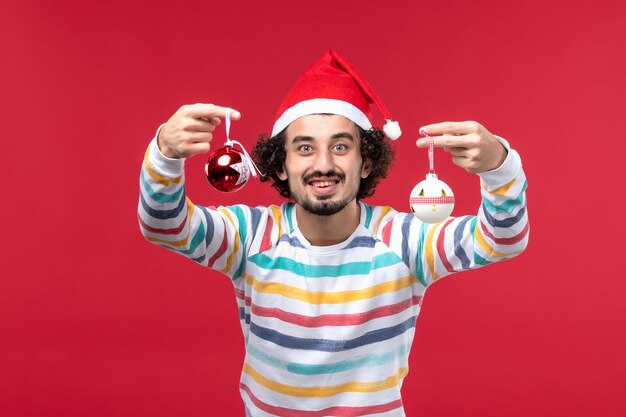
[271,49,402,140]
[383,119,402,140]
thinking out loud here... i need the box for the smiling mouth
[309,180,338,188]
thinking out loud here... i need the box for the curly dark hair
[252,124,395,200]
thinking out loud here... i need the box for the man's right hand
[157,103,241,159]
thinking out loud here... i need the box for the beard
[299,195,354,216]
[293,170,359,216]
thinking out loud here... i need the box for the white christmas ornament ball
[410,173,455,223]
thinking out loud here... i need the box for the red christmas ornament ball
[205,146,250,192]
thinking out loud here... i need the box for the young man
[138,50,528,417]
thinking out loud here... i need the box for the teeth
[312,181,334,187]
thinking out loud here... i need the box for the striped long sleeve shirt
[138,137,529,417]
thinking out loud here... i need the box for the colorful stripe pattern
[138,139,529,416]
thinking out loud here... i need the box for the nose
[313,148,335,173]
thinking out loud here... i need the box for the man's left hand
[416,121,507,173]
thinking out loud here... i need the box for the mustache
[302,171,346,183]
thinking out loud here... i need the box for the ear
[361,159,373,179]
[277,165,288,181]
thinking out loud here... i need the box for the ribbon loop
[228,139,261,178]
[421,130,436,174]
[223,109,263,178]
[224,109,232,141]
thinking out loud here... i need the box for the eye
[298,144,313,153]
[333,143,348,152]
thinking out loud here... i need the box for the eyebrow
[291,132,356,144]
[331,132,356,141]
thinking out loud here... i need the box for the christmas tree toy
[409,129,455,223]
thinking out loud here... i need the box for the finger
[198,116,223,127]
[419,121,482,136]
[187,131,214,143]
[186,141,212,156]
[186,119,218,133]
[181,103,242,121]
[416,135,472,149]
[451,155,469,168]
[447,147,468,156]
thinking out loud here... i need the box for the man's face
[278,114,372,216]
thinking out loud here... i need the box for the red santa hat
[271,49,402,140]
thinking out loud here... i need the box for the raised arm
[137,104,251,278]
[408,121,529,285]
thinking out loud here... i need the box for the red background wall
[2,1,625,416]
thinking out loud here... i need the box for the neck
[295,200,361,246]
